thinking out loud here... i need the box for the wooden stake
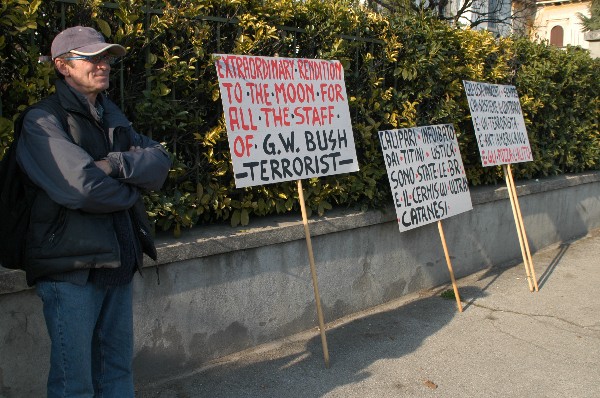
[296,180,330,368]
[502,165,534,292]
[437,221,463,312]
[506,165,539,291]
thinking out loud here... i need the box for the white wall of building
[533,1,591,48]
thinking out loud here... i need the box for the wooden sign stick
[506,165,539,291]
[502,165,534,292]
[296,179,331,368]
[437,221,463,312]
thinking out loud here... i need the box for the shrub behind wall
[1,0,599,233]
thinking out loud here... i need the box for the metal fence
[46,0,387,113]
[2,0,393,136]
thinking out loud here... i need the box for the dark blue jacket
[16,79,171,284]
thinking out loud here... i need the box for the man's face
[55,52,112,100]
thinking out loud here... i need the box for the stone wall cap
[2,171,600,295]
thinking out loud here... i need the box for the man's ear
[54,58,70,77]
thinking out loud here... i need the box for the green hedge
[1,0,599,235]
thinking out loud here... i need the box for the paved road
[136,231,600,398]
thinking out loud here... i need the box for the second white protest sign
[378,124,472,233]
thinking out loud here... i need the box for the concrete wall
[585,30,600,58]
[2,172,600,396]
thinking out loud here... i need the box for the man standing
[16,26,171,397]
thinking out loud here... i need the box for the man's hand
[95,148,142,176]
[95,159,112,175]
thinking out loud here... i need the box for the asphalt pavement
[136,230,600,398]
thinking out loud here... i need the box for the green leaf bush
[1,0,599,234]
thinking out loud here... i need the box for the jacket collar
[54,79,130,128]
[54,79,93,118]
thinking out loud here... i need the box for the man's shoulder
[22,94,68,129]
[31,94,64,115]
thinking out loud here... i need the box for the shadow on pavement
[136,285,488,398]
[537,242,570,290]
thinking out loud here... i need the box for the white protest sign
[214,54,359,188]
[378,124,473,232]
[463,80,533,167]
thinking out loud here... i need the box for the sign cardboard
[378,124,472,232]
[463,80,533,167]
[215,54,359,188]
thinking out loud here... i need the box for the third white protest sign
[463,80,532,167]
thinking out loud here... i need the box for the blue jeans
[36,280,135,398]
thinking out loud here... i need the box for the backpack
[0,98,67,270]
[0,114,35,269]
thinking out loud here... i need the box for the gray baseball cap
[51,26,126,59]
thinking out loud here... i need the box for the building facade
[531,0,591,48]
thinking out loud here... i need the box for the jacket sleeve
[16,108,141,214]
[104,126,172,191]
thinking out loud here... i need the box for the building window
[550,25,564,47]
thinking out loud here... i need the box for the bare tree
[366,0,537,36]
